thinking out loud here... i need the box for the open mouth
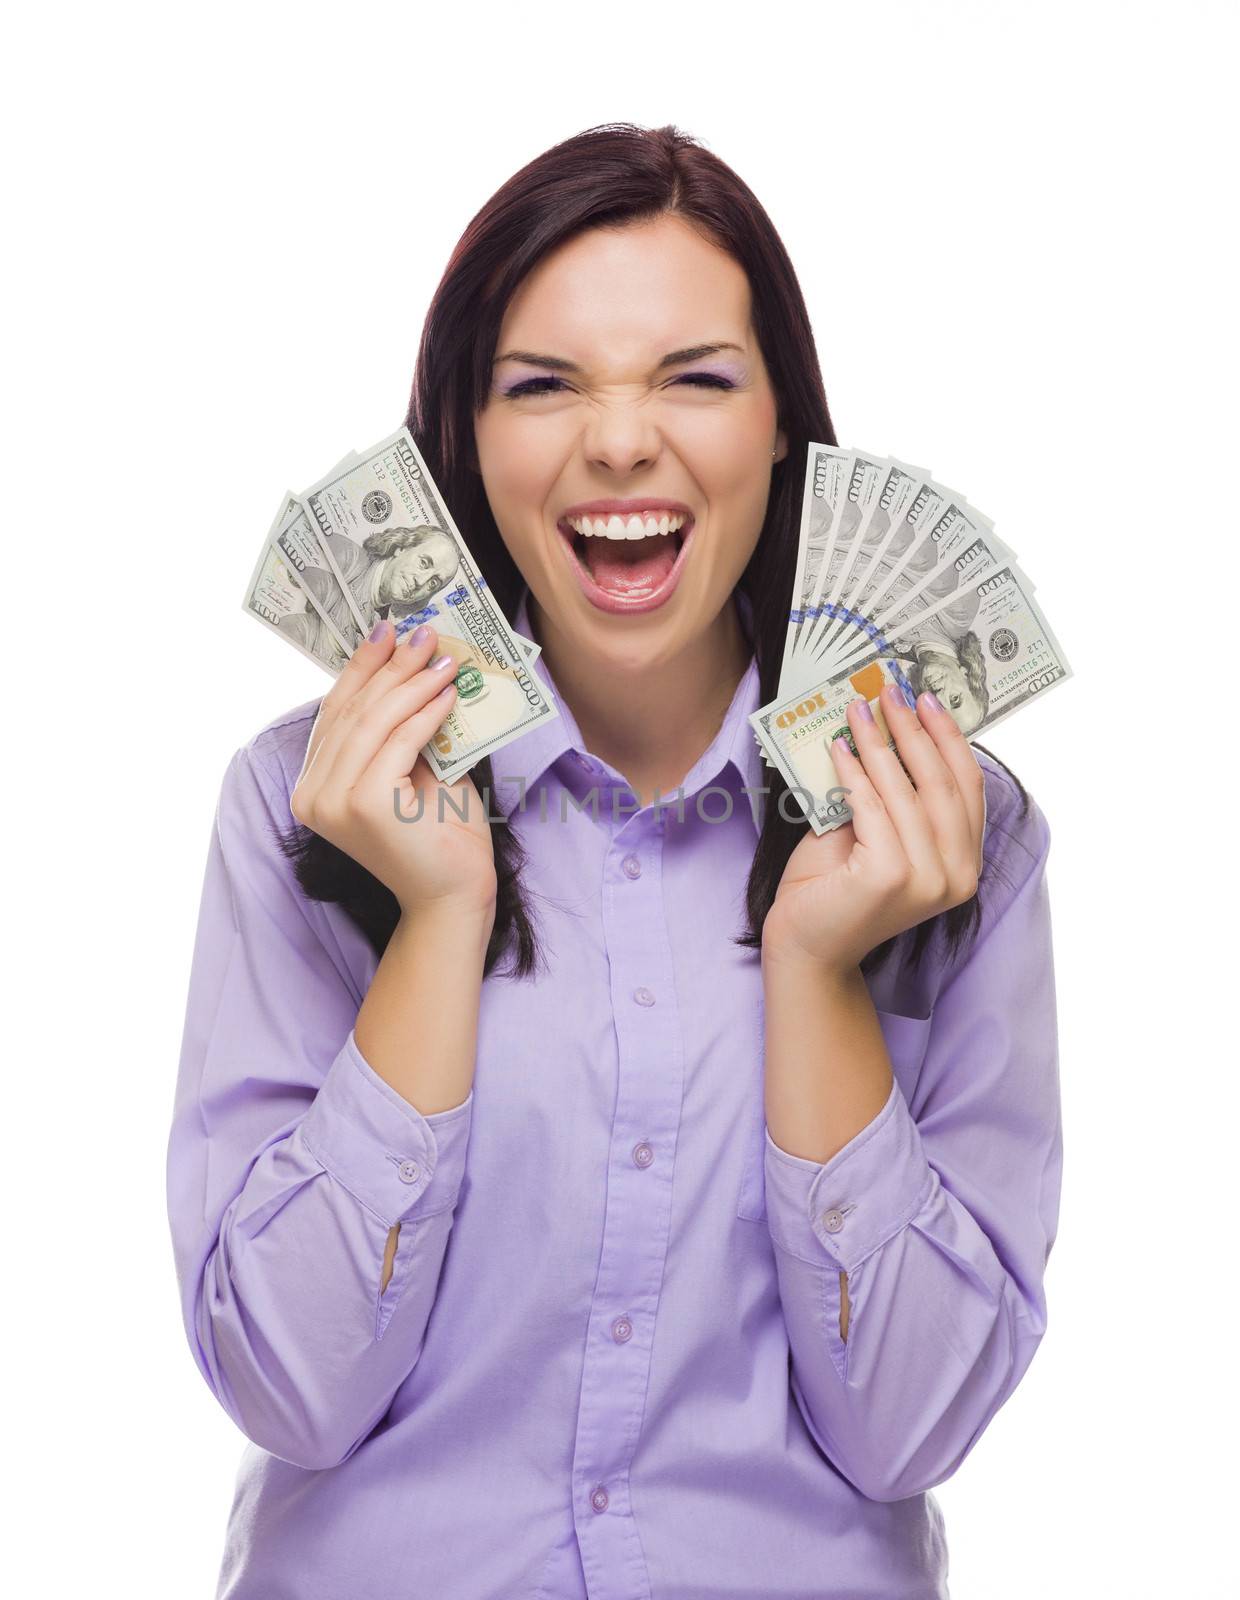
[556,507,695,613]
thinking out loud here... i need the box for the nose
[581,399,662,477]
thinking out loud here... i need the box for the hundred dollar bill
[796,449,893,664]
[806,457,929,670]
[781,443,851,686]
[273,452,365,653]
[803,483,1013,680]
[243,512,351,676]
[250,555,543,685]
[300,425,559,783]
[797,471,951,685]
[823,511,1020,677]
[397,615,544,672]
[751,564,1072,833]
[808,467,1010,678]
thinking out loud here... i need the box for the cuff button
[821,1207,846,1233]
[397,1159,421,1184]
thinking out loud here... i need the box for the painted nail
[920,689,943,714]
[368,618,388,643]
[832,734,851,757]
[430,652,455,672]
[884,681,905,708]
[404,623,431,649]
[853,696,874,724]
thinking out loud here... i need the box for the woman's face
[474,212,787,671]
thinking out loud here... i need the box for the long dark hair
[277,122,1029,982]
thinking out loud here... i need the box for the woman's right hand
[290,619,498,919]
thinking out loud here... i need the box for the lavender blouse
[166,588,1061,1598]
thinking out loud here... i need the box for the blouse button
[821,1207,846,1233]
[397,1160,421,1185]
[633,986,655,1007]
[611,1315,633,1343]
[590,1484,610,1513]
[621,853,642,879]
[632,1141,654,1167]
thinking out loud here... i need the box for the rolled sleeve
[763,1077,936,1274]
[761,771,1062,1502]
[300,1028,474,1227]
[166,735,477,1470]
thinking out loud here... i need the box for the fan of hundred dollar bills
[748,444,1072,833]
[244,429,1070,825]
[243,426,560,786]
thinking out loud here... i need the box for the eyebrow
[494,342,745,373]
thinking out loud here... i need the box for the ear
[773,425,789,464]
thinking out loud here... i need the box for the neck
[528,594,752,810]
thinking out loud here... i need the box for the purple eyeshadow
[497,361,748,397]
[688,363,746,386]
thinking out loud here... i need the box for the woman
[167,123,1061,1599]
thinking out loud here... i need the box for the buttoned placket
[569,769,677,1600]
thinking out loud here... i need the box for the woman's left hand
[762,681,987,974]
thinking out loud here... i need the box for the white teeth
[567,512,687,539]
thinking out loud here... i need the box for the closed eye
[501,376,566,397]
[502,372,736,398]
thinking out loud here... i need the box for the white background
[5,1,1235,1594]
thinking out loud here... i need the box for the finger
[305,617,398,767]
[883,681,985,880]
[306,624,443,791]
[328,645,461,793]
[827,721,905,868]
[909,687,987,877]
[841,688,942,881]
[357,676,462,800]
[876,680,978,891]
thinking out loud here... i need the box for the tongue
[582,535,677,597]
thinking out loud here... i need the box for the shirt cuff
[762,1077,936,1273]
[299,1027,473,1228]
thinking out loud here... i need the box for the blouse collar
[486,586,765,822]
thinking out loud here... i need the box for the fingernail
[884,681,905,708]
[404,623,431,649]
[832,734,851,757]
[368,618,388,643]
[430,652,455,671]
[853,696,874,724]
[921,689,943,714]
